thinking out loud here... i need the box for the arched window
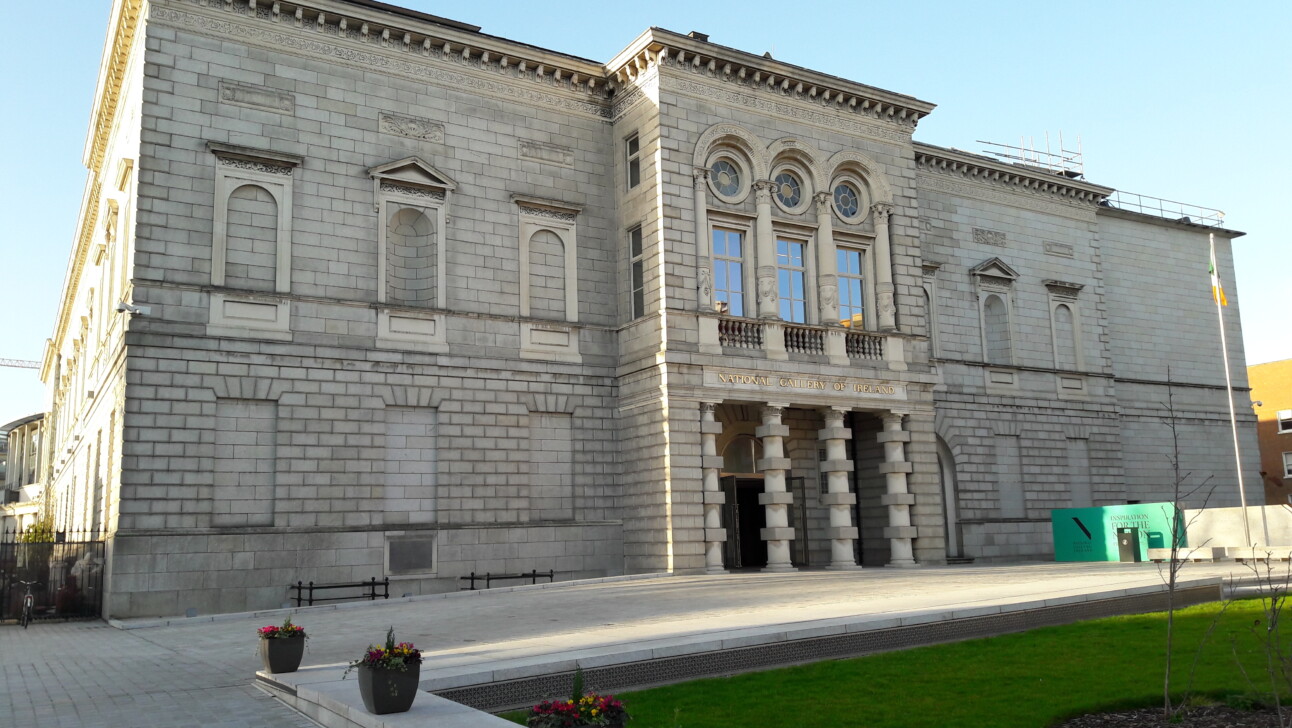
[722,435,764,475]
[1053,303,1077,370]
[528,229,567,320]
[386,206,436,307]
[983,294,1011,365]
[224,184,279,292]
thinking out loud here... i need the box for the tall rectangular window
[1284,452,1292,478]
[629,225,645,319]
[837,247,865,327]
[625,133,641,189]
[777,238,806,323]
[1279,410,1292,434]
[712,228,745,316]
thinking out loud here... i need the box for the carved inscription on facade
[519,140,575,168]
[218,80,294,113]
[972,227,1006,247]
[1045,241,1075,258]
[704,369,904,398]
[379,112,444,142]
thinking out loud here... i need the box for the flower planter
[357,663,421,715]
[259,636,306,674]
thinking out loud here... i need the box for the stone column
[693,168,713,312]
[819,407,860,569]
[754,180,779,319]
[814,191,839,326]
[872,202,897,331]
[756,404,796,572]
[879,411,917,566]
[699,402,727,573]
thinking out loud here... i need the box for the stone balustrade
[705,314,905,369]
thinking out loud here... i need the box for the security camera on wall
[115,302,151,316]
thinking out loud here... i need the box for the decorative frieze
[379,181,444,201]
[915,146,1112,215]
[217,157,294,175]
[378,112,444,142]
[218,80,295,113]
[972,227,1006,247]
[1045,241,1075,257]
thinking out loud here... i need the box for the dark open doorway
[721,476,767,569]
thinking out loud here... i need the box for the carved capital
[761,405,785,422]
[693,166,710,187]
[871,202,893,224]
[823,408,845,429]
[754,179,775,205]
[881,411,905,430]
[700,402,718,417]
[813,190,833,212]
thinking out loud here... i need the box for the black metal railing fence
[0,530,105,622]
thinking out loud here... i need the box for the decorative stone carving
[378,112,444,142]
[698,266,712,301]
[517,205,577,223]
[1045,241,1075,257]
[379,181,445,201]
[871,202,893,223]
[757,271,776,309]
[217,157,293,175]
[218,80,295,113]
[972,227,1006,247]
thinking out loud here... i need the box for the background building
[1250,360,1292,503]
[36,0,1257,618]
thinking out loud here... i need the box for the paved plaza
[0,562,1255,727]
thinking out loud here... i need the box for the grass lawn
[500,599,1290,728]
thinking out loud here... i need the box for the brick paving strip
[0,563,1257,728]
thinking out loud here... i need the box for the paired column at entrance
[879,412,917,566]
[819,408,860,569]
[699,402,727,573]
[756,404,795,571]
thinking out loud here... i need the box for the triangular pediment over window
[969,257,1020,281]
[368,157,457,192]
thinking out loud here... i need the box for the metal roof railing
[1104,190,1225,227]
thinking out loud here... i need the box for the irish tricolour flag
[1209,234,1228,306]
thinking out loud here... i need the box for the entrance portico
[697,392,924,572]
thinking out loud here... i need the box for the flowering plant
[526,695,628,728]
[345,627,422,674]
[257,616,306,639]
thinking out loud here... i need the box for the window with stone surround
[626,133,641,189]
[370,157,455,311]
[971,258,1019,367]
[629,225,645,319]
[983,295,1011,365]
[209,143,301,293]
[1046,280,1085,371]
[516,197,580,323]
[712,227,746,316]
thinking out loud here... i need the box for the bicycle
[15,580,39,628]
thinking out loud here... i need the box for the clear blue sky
[1,0,1288,426]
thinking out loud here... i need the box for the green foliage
[18,520,54,543]
[571,666,586,703]
[506,600,1284,728]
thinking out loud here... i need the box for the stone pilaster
[699,402,727,573]
[756,404,795,571]
[754,180,779,319]
[693,168,713,312]
[872,203,896,332]
[814,191,839,326]
[880,411,917,567]
[819,407,860,569]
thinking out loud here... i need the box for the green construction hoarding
[1051,502,1185,561]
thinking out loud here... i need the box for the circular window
[774,172,802,208]
[833,183,860,219]
[709,159,742,199]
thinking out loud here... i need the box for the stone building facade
[40,0,1257,617]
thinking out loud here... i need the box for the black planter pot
[259,636,306,674]
[357,663,421,715]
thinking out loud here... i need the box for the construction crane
[1,359,40,370]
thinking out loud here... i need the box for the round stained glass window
[833,183,860,219]
[774,172,802,208]
[710,160,741,197]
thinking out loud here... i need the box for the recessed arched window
[224,184,279,292]
[983,294,1012,365]
[1053,303,1077,370]
[722,435,764,475]
[385,206,436,307]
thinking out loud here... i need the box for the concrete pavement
[0,561,1259,727]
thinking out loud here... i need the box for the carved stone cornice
[606,29,936,131]
[914,142,1114,208]
[151,0,612,112]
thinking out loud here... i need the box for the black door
[735,479,767,568]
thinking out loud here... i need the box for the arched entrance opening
[721,435,766,568]
[937,435,968,561]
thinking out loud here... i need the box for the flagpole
[1211,232,1251,547]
